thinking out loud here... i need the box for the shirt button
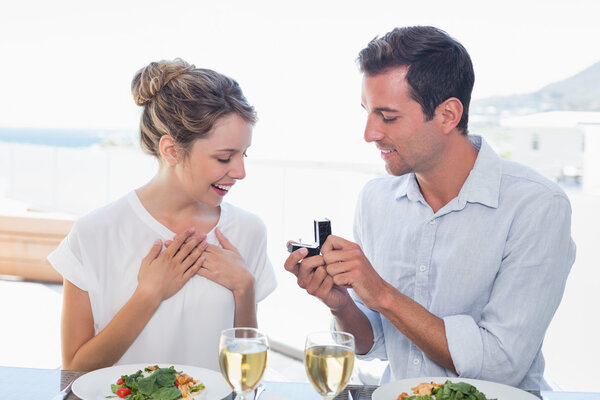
[429,220,436,225]
[413,358,420,365]
[419,265,428,272]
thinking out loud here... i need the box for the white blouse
[49,191,276,371]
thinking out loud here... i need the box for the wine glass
[304,331,356,400]
[218,327,269,400]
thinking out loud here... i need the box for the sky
[1,0,599,161]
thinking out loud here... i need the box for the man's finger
[305,266,328,296]
[323,249,360,266]
[325,260,352,276]
[314,274,335,298]
[320,235,358,253]
[297,255,324,286]
[283,247,308,276]
[332,271,353,288]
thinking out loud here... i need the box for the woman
[48,58,276,371]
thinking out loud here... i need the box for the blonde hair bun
[131,58,195,106]
[130,58,256,159]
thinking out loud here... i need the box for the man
[284,26,575,390]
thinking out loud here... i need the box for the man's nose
[364,116,385,143]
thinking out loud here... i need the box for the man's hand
[320,235,388,309]
[283,243,351,311]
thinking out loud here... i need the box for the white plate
[72,363,232,400]
[372,377,539,400]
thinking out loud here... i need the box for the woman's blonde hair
[131,58,256,158]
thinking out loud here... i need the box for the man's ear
[159,135,179,166]
[438,98,463,135]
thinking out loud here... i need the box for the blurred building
[500,111,600,192]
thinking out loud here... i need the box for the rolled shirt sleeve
[349,289,388,360]
[443,192,575,386]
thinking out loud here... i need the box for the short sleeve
[234,209,276,303]
[47,226,88,291]
[254,262,276,302]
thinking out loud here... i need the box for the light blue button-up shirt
[352,135,575,390]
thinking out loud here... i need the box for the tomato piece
[174,380,180,387]
[116,378,125,385]
[116,386,132,398]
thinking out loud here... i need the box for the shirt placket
[407,216,438,374]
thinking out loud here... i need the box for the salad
[108,365,205,400]
[397,380,497,400]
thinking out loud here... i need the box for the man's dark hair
[357,26,475,134]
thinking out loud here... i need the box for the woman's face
[174,113,253,207]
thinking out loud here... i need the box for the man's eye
[382,116,398,123]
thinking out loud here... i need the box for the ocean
[0,127,137,148]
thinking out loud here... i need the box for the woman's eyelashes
[216,152,247,163]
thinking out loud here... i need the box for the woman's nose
[230,156,246,180]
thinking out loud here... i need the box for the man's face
[361,66,444,176]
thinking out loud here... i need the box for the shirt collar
[458,135,502,209]
[393,135,502,209]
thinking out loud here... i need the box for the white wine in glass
[219,327,268,400]
[305,331,355,400]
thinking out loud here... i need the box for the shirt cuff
[444,314,483,377]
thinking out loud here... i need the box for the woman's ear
[438,97,463,135]
[159,135,179,166]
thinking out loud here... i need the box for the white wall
[582,124,600,194]
[507,127,584,181]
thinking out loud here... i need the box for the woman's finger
[143,239,163,262]
[181,240,208,270]
[203,243,221,254]
[163,227,195,258]
[184,255,205,281]
[172,235,200,263]
[215,228,237,251]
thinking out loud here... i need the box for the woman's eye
[217,158,231,163]
[242,152,248,158]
